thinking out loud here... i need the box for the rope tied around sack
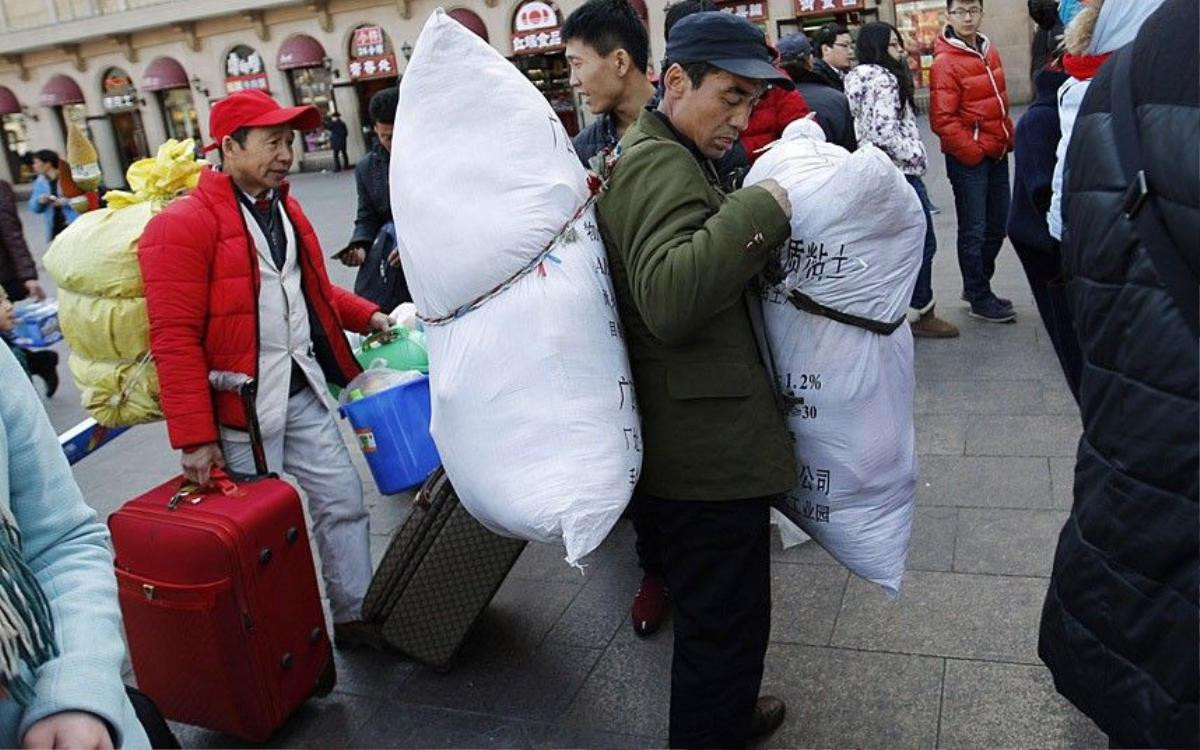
[416,146,620,328]
[416,193,599,328]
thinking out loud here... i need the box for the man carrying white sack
[595,12,797,748]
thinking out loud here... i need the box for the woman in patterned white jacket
[845,23,958,339]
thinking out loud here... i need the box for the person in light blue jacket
[25,150,79,243]
[0,343,149,749]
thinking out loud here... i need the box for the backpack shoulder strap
[1109,45,1199,338]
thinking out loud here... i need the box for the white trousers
[222,386,371,623]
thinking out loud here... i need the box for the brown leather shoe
[333,619,385,651]
[911,306,960,338]
[749,695,786,739]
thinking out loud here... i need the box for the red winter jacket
[138,168,378,450]
[929,30,1014,166]
[741,86,811,164]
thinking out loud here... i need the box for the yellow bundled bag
[44,139,201,426]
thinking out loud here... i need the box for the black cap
[666,12,794,90]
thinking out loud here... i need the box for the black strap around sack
[788,291,906,335]
[1109,46,1200,338]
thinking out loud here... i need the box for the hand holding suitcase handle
[169,371,273,510]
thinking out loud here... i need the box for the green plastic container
[330,327,429,399]
[355,326,429,374]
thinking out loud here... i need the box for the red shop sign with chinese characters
[349,26,398,80]
[714,0,768,22]
[512,0,564,55]
[794,0,864,16]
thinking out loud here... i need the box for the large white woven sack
[391,9,588,320]
[746,128,924,596]
[390,10,641,565]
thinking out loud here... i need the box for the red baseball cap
[205,90,323,152]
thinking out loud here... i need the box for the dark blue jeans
[906,175,937,311]
[945,154,1011,304]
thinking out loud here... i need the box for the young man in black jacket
[564,0,657,170]
[336,87,410,311]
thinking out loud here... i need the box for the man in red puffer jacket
[138,90,392,649]
[930,0,1016,323]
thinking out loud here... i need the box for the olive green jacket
[596,110,797,500]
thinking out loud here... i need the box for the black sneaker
[962,292,1013,309]
[969,297,1017,323]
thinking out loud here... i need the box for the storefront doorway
[39,74,93,147]
[0,87,31,183]
[143,57,201,143]
[101,67,150,175]
[279,34,337,162]
[510,0,581,137]
[347,24,400,153]
[895,0,947,89]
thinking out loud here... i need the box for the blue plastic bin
[339,375,440,494]
[12,301,62,348]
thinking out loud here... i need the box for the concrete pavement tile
[546,553,642,648]
[564,625,672,738]
[512,540,600,584]
[914,349,1040,382]
[916,414,968,456]
[938,660,1107,749]
[396,579,581,711]
[526,723,664,749]
[770,562,848,646]
[490,644,604,723]
[350,703,532,748]
[755,644,942,750]
[266,693,384,749]
[907,506,957,573]
[964,415,1082,457]
[368,495,412,537]
[832,570,1047,664]
[915,379,1046,416]
[1042,378,1081,416]
[953,508,1068,577]
[1050,457,1076,510]
[167,722,254,749]
[333,644,418,698]
[917,455,1053,509]
[369,532,393,569]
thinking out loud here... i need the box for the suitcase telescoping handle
[208,370,269,477]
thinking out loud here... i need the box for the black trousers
[638,494,773,750]
[332,147,349,171]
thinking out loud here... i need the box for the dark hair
[855,22,916,116]
[33,149,59,167]
[663,0,716,42]
[812,23,848,58]
[778,58,811,83]
[562,0,650,73]
[680,61,721,89]
[228,127,250,148]
[946,0,982,8]
[368,86,400,125]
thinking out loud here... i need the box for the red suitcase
[109,373,335,742]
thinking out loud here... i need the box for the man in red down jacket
[930,0,1016,324]
[138,90,392,649]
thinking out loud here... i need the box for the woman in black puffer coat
[1038,1,1198,748]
